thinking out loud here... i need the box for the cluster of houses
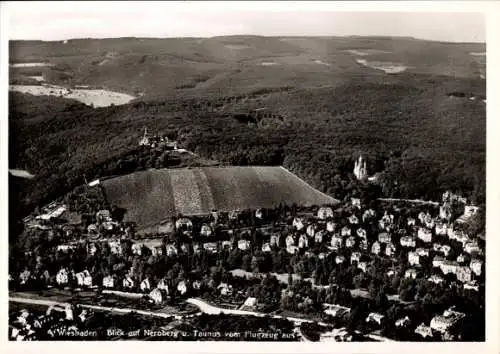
[138,128,178,150]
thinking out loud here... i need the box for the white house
[405,268,418,279]
[407,218,416,226]
[175,217,193,230]
[157,278,169,293]
[408,252,420,266]
[435,223,448,236]
[439,203,452,221]
[306,224,317,238]
[401,236,416,248]
[270,234,280,246]
[87,243,97,256]
[341,226,351,237]
[456,205,479,224]
[122,275,135,290]
[323,304,351,317]
[102,275,115,289]
[177,281,188,295]
[200,224,213,237]
[293,217,305,231]
[255,209,263,219]
[428,275,444,284]
[363,209,376,222]
[358,261,368,273]
[433,243,443,252]
[416,248,430,257]
[242,297,258,309]
[464,281,479,292]
[131,243,143,256]
[140,278,151,292]
[418,212,427,224]
[335,255,346,264]
[385,242,396,257]
[378,232,391,244]
[75,270,92,288]
[203,242,218,253]
[326,221,336,233]
[456,253,469,264]
[351,198,361,209]
[470,259,483,276]
[330,235,343,250]
[433,256,445,268]
[440,245,452,257]
[166,244,178,257]
[149,288,165,305]
[286,235,295,247]
[415,323,433,338]
[464,242,481,255]
[298,234,309,249]
[108,240,122,255]
[395,316,411,328]
[366,312,385,325]
[357,228,367,239]
[417,228,432,243]
[360,239,369,251]
[371,241,381,255]
[262,243,271,253]
[56,268,68,285]
[346,236,356,248]
[218,283,233,296]
[286,245,298,255]
[351,252,362,264]
[315,230,325,243]
[317,207,334,220]
[349,215,359,225]
[430,308,466,334]
[440,261,459,275]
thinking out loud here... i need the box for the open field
[102,166,338,229]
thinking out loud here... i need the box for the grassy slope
[102,166,338,229]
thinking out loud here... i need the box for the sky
[3,1,487,42]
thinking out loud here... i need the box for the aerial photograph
[5,1,489,344]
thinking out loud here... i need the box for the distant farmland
[102,166,338,230]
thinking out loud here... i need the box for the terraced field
[102,166,338,229]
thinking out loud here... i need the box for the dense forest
[9,70,485,223]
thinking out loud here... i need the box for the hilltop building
[353,156,368,180]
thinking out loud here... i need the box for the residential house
[428,275,444,284]
[298,234,309,249]
[470,259,483,276]
[433,256,445,268]
[286,235,295,247]
[57,245,75,253]
[351,252,362,264]
[77,270,92,287]
[164,244,177,257]
[385,242,396,257]
[430,307,466,337]
[56,269,69,285]
[363,209,376,223]
[203,242,218,253]
[435,222,448,236]
[152,246,164,257]
[401,236,416,248]
[108,240,122,255]
[439,203,452,221]
[149,288,165,305]
[177,281,188,295]
[140,278,151,292]
[317,207,334,220]
[87,243,97,256]
[433,243,443,252]
[131,243,143,256]
[323,304,351,318]
[424,213,435,229]
[193,243,201,254]
[341,226,351,237]
[200,224,212,237]
[102,275,115,289]
[407,218,416,226]
[378,232,391,244]
[335,255,346,264]
[456,205,479,224]
[286,245,298,255]
[315,230,325,243]
[346,236,356,248]
[441,245,452,257]
[349,215,359,225]
[416,248,430,257]
[357,228,367,239]
[405,268,418,279]
[122,275,135,290]
[408,251,420,266]
[464,241,481,255]
[330,234,343,250]
[326,221,336,233]
[464,281,479,292]
[306,224,317,238]
[415,323,433,338]
[417,228,432,243]
[255,209,263,219]
[218,283,233,296]
[371,241,381,255]
[457,254,469,264]
[175,217,193,230]
[241,297,258,310]
[395,316,411,328]
[157,278,169,293]
[456,266,473,283]
[366,312,385,326]
[360,239,369,251]
[448,228,470,245]
[270,234,280,246]
[262,243,271,253]
[351,198,361,209]
[358,261,368,273]
[440,261,459,275]
[293,217,305,231]
[418,212,427,224]
[193,280,201,290]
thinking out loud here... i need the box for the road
[377,198,439,206]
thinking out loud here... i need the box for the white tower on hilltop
[354,156,368,180]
